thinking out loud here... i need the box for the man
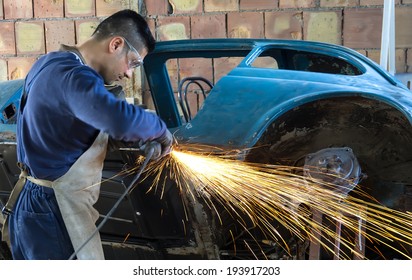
[5,9,173,260]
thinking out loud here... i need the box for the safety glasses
[122,36,144,68]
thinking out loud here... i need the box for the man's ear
[109,37,124,54]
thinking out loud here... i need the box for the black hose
[68,147,154,260]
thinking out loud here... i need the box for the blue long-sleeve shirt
[17,50,166,180]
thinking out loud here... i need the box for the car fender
[174,72,412,150]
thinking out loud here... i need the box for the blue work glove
[155,129,173,158]
[144,129,173,161]
[144,141,162,160]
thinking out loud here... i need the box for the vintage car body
[1,39,412,260]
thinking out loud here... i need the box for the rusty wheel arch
[242,96,412,259]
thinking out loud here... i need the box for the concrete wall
[0,0,411,99]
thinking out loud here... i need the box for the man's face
[102,37,147,84]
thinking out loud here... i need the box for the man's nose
[125,68,133,79]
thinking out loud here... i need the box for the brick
[360,0,401,5]
[228,12,264,38]
[7,57,37,80]
[169,0,202,14]
[240,0,277,10]
[142,88,155,109]
[96,0,130,17]
[157,16,190,41]
[304,11,342,44]
[4,0,33,19]
[15,21,45,55]
[65,0,95,17]
[407,49,412,73]
[0,22,16,55]
[178,58,213,86]
[395,7,412,48]
[320,0,357,7]
[75,20,100,44]
[366,49,381,65]
[343,8,383,48]
[356,49,367,57]
[166,59,179,91]
[279,0,316,8]
[265,11,302,39]
[204,0,238,12]
[366,49,406,73]
[360,0,382,5]
[45,20,76,53]
[147,18,156,38]
[214,57,243,82]
[0,59,7,81]
[402,0,412,3]
[145,0,169,16]
[396,49,407,73]
[131,69,143,103]
[0,0,3,19]
[191,14,226,39]
[34,0,64,18]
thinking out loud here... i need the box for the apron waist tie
[24,172,53,188]
[2,170,53,216]
[2,170,54,245]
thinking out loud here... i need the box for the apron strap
[1,171,27,246]
[1,167,53,246]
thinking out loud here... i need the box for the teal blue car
[1,39,412,259]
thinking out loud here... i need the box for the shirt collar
[59,44,86,65]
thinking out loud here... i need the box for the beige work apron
[51,131,108,260]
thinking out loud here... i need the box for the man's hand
[155,129,173,158]
[144,129,173,161]
[144,141,162,160]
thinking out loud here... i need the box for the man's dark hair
[92,9,155,53]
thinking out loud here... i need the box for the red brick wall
[151,0,412,73]
[0,0,411,82]
[0,0,130,82]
